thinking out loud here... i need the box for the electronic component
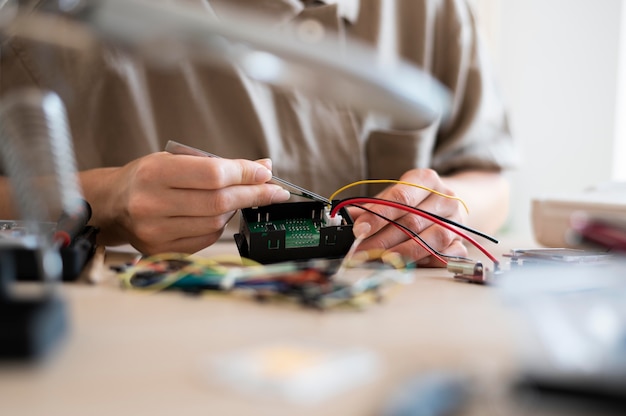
[1,220,98,282]
[450,248,613,285]
[118,251,411,309]
[504,248,612,266]
[448,260,496,284]
[234,201,354,264]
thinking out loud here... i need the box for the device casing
[235,201,354,264]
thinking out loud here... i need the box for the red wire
[333,198,499,266]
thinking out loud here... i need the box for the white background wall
[481,0,626,239]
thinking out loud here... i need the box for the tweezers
[164,140,331,205]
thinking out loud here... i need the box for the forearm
[442,170,510,235]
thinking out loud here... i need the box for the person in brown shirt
[0,0,516,265]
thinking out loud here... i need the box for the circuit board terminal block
[234,201,355,264]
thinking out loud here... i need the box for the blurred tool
[570,215,626,254]
[0,89,98,281]
[53,198,92,248]
[165,140,331,204]
[381,372,469,416]
[504,248,612,266]
[208,341,380,404]
[498,258,626,408]
[0,88,86,359]
[2,0,451,128]
[0,89,70,277]
[532,182,626,248]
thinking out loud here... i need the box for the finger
[345,206,365,221]
[128,184,291,218]
[255,158,272,171]
[143,153,276,190]
[135,232,226,256]
[132,212,236,247]
[414,239,468,268]
[356,212,434,252]
[352,194,465,249]
[358,221,461,263]
[352,169,457,237]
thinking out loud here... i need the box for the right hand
[81,152,290,254]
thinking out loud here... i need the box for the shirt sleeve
[429,0,518,175]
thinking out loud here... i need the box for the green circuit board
[248,218,321,248]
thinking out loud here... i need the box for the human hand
[84,152,290,254]
[347,169,468,267]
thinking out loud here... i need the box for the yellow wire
[328,179,469,213]
[118,253,229,293]
[202,254,262,267]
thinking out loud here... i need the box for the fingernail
[271,188,291,203]
[353,222,371,239]
[255,166,272,182]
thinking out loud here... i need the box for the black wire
[338,196,499,244]
[349,204,473,263]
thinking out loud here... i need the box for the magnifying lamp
[3,0,451,128]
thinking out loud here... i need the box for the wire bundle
[117,253,411,309]
[327,180,499,267]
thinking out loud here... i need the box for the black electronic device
[0,248,68,360]
[234,201,355,264]
[11,225,99,282]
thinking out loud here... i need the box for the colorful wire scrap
[116,252,412,309]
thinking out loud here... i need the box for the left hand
[347,168,468,266]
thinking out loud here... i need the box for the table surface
[0,238,619,416]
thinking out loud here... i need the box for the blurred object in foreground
[381,372,469,416]
[532,182,626,248]
[569,214,626,254]
[1,0,451,129]
[0,89,75,360]
[498,258,626,411]
[0,88,98,282]
[205,341,380,404]
[0,88,82,237]
[504,248,613,267]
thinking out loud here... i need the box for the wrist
[79,167,128,245]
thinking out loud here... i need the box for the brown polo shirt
[0,0,516,199]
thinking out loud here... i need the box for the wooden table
[0,240,614,416]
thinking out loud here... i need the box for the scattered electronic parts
[504,248,613,266]
[449,248,614,285]
[234,201,354,264]
[118,253,409,310]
